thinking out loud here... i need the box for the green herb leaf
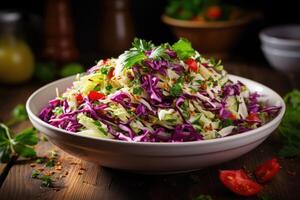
[45,159,55,167]
[278,90,300,157]
[133,87,143,95]
[6,104,28,126]
[148,45,169,60]
[100,67,108,75]
[0,123,38,163]
[14,143,36,157]
[31,169,40,178]
[14,128,38,146]
[172,38,195,60]
[12,104,28,122]
[60,63,84,77]
[132,38,154,51]
[119,50,146,69]
[170,77,183,97]
[41,175,53,187]
[106,84,113,91]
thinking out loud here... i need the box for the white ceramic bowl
[262,45,300,72]
[260,25,300,51]
[26,75,285,173]
[260,25,300,72]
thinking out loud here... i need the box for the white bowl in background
[260,25,300,51]
[26,75,285,173]
[262,45,300,72]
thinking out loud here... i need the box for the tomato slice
[228,113,237,120]
[247,113,260,122]
[108,68,114,79]
[88,91,105,101]
[75,93,84,104]
[220,170,262,196]
[255,158,281,183]
[185,58,198,72]
[206,6,222,20]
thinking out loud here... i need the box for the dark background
[1,0,300,64]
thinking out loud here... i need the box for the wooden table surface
[0,63,299,200]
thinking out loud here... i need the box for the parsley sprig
[0,124,38,162]
[119,38,153,69]
[278,90,300,157]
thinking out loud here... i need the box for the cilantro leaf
[119,50,146,69]
[132,38,154,51]
[6,104,28,126]
[278,90,300,157]
[14,143,36,157]
[170,77,184,97]
[14,127,39,146]
[0,123,38,163]
[172,38,195,60]
[148,45,170,60]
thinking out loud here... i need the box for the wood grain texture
[1,64,300,200]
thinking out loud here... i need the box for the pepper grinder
[43,0,79,65]
[98,0,135,57]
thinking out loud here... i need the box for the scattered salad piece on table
[255,158,281,183]
[278,89,300,157]
[219,158,281,196]
[219,169,262,197]
[39,38,281,142]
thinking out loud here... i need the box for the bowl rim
[161,13,255,28]
[259,25,300,46]
[26,74,286,147]
[261,45,300,57]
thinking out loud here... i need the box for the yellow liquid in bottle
[0,36,34,84]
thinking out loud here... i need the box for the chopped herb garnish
[148,45,170,60]
[222,119,233,127]
[170,77,183,97]
[31,169,40,178]
[106,84,113,91]
[35,157,46,164]
[45,159,55,167]
[53,107,63,116]
[41,175,53,187]
[100,67,108,75]
[133,87,143,95]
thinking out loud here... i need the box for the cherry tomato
[255,158,281,183]
[108,69,115,79]
[88,91,105,101]
[220,170,262,196]
[247,113,260,122]
[185,58,198,72]
[75,93,84,104]
[206,6,222,20]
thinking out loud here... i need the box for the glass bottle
[0,11,35,84]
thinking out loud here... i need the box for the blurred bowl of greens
[162,0,258,58]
